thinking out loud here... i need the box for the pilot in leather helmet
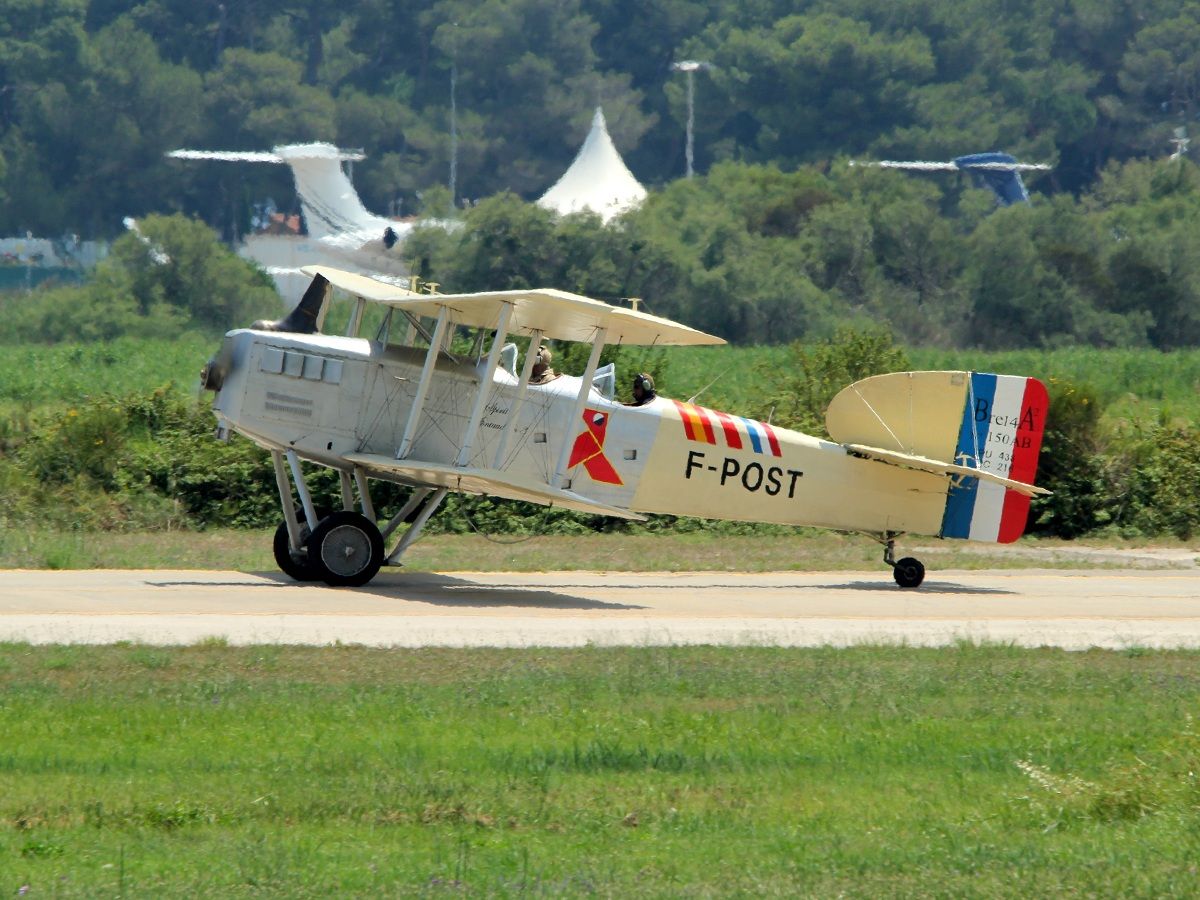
[628,372,656,406]
[529,345,557,384]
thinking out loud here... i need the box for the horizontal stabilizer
[844,444,1050,497]
[830,371,1050,542]
[344,453,646,521]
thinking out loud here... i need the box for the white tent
[537,108,647,223]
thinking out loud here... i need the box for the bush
[2,214,279,344]
[1028,378,1116,538]
[1120,422,1200,539]
[755,325,910,434]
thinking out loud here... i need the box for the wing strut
[493,327,543,468]
[396,306,450,459]
[553,327,608,487]
[352,466,376,522]
[456,302,514,466]
[385,487,449,564]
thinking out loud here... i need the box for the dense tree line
[4,0,1200,241]
[9,151,1200,352]
[409,157,1200,349]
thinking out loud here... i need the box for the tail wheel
[307,511,385,587]
[273,513,323,582]
[893,557,925,589]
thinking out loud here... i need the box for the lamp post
[449,22,460,210]
[671,60,711,178]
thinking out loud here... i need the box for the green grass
[658,344,1200,423]
[0,335,215,416]
[0,528,1186,573]
[8,336,1200,424]
[1,644,1199,895]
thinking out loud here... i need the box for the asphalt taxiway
[1,568,1199,649]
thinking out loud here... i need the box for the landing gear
[268,449,449,588]
[882,534,925,589]
[307,511,385,587]
[892,557,925,589]
[273,514,321,582]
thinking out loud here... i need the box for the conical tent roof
[537,108,647,223]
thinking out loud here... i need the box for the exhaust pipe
[252,273,330,334]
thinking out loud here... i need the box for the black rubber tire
[307,511,385,587]
[272,508,332,582]
[273,517,322,581]
[893,557,926,589]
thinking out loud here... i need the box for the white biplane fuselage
[205,266,1049,588]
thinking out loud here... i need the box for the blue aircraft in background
[851,151,1052,206]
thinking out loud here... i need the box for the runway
[2,567,1199,649]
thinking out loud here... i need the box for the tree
[755,326,910,435]
[105,213,278,329]
[423,0,654,199]
[1,17,203,234]
[201,48,335,149]
[1119,6,1200,153]
[696,13,935,165]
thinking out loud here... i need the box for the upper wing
[301,265,725,347]
[344,453,647,520]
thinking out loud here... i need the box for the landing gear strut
[882,534,925,589]
[269,449,447,588]
[273,511,322,581]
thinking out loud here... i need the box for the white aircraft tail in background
[169,144,415,303]
[169,144,399,239]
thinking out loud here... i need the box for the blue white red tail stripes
[941,374,1048,543]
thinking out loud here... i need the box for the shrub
[755,325,909,434]
[1028,378,1116,538]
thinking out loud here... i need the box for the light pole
[671,60,711,178]
[449,22,460,211]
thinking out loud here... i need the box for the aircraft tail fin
[273,144,390,239]
[954,152,1029,206]
[169,143,390,240]
[939,373,1048,542]
[826,371,1049,543]
[252,273,329,333]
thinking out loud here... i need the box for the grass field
[660,344,1200,423]
[6,336,1200,424]
[0,335,214,412]
[1,528,1188,573]
[2,643,1198,895]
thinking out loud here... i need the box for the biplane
[201,267,1049,588]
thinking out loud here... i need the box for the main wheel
[307,511,385,587]
[893,557,925,589]
[273,515,322,582]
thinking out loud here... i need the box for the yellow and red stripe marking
[674,400,716,444]
[673,400,780,457]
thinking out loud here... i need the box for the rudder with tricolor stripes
[941,374,1049,543]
